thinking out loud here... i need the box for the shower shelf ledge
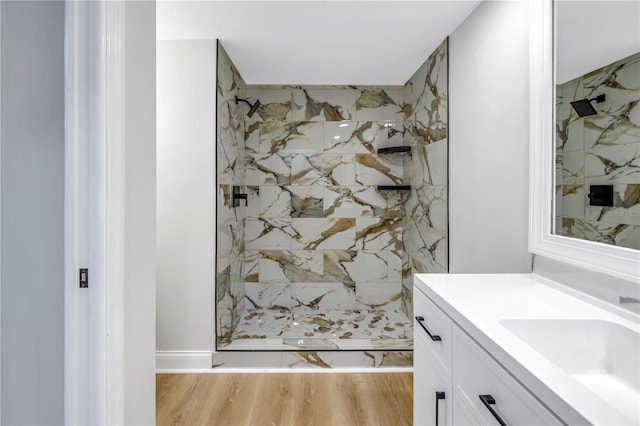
[377,146,412,154]
[377,185,411,191]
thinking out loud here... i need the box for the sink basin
[500,318,640,423]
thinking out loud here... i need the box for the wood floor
[156,372,413,426]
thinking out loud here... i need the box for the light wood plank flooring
[156,373,413,426]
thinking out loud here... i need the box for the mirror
[529,0,640,282]
[554,0,640,251]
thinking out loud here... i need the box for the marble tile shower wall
[241,84,410,317]
[215,38,450,348]
[239,38,449,323]
[216,43,248,346]
[556,52,640,249]
[401,39,449,313]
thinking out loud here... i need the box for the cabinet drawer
[414,286,453,376]
[453,326,562,425]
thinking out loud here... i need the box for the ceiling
[157,1,482,86]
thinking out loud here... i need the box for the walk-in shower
[215,40,448,365]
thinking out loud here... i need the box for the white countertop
[414,273,640,426]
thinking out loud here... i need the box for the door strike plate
[80,268,88,288]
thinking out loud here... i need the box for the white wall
[0,1,65,424]
[124,1,156,424]
[448,0,532,273]
[156,40,216,367]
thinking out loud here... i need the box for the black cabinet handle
[435,391,445,425]
[479,394,507,426]
[415,316,441,341]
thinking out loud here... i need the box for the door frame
[64,1,125,424]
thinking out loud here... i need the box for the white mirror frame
[529,0,640,283]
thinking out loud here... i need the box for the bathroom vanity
[413,273,640,425]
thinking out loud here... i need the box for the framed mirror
[529,0,640,282]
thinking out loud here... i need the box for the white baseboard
[156,351,212,371]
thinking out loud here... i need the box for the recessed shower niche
[215,40,448,365]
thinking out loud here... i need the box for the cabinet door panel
[453,326,562,426]
[452,389,482,426]
[414,331,452,426]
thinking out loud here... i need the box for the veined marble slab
[583,101,640,149]
[560,184,586,219]
[287,185,324,218]
[220,306,413,352]
[560,150,585,185]
[291,218,356,250]
[245,153,291,185]
[258,121,324,154]
[323,186,389,218]
[245,218,294,250]
[585,142,640,182]
[245,281,292,309]
[290,282,356,311]
[354,88,404,122]
[355,282,403,311]
[404,185,447,229]
[292,88,357,121]
[244,88,293,124]
[258,250,324,283]
[562,217,640,250]
[323,121,401,153]
[354,217,403,251]
[355,153,405,186]
[290,153,356,186]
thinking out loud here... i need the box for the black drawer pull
[435,391,445,425]
[415,316,442,341]
[479,394,507,426]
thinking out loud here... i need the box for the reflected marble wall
[216,42,247,346]
[556,52,640,249]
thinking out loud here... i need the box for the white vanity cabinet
[414,285,453,425]
[452,326,562,425]
[414,284,562,426]
[414,336,452,425]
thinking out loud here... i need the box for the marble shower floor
[219,307,413,351]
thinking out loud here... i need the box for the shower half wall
[216,40,448,355]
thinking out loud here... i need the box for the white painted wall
[124,1,156,424]
[0,1,65,424]
[156,40,215,365]
[448,0,532,273]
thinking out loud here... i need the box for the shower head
[235,95,261,118]
[570,94,605,117]
[247,99,261,118]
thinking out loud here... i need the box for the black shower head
[247,99,261,118]
[235,95,261,118]
[570,94,605,117]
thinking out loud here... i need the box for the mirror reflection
[554,0,640,250]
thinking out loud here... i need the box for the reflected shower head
[570,94,605,117]
[235,95,261,118]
